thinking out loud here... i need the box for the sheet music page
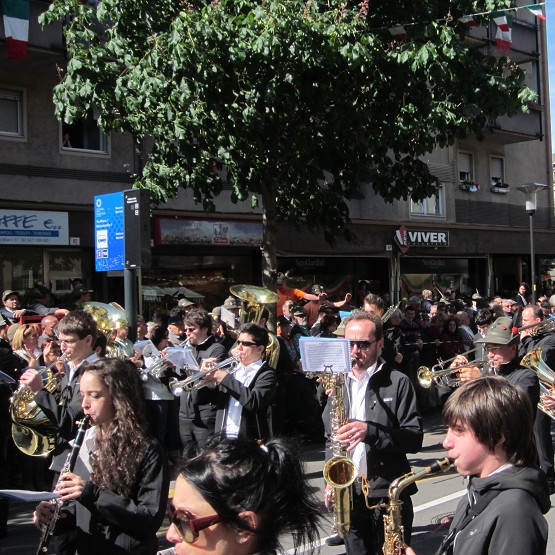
[299,337,351,374]
[165,347,199,371]
[220,306,237,329]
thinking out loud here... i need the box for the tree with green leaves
[42,0,534,288]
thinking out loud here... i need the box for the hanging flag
[388,26,406,41]
[525,4,546,21]
[458,15,477,27]
[2,0,30,60]
[491,13,512,51]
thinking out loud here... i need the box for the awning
[142,285,204,303]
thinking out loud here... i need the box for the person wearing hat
[303,284,352,329]
[289,306,310,360]
[167,309,186,346]
[449,316,539,418]
[67,285,94,310]
[0,290,35,324]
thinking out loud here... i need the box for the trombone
[169,355,241,395]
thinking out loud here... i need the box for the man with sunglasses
[179,308,227,453]
[322,312,422,555]
[203,323,277,440]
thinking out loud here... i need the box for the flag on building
[458,15,477,27]
[491,13,512,51]
[2,0,30,60]
[388,26,406,41]
[525,4,546,21]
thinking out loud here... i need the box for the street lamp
[516,182,549,304]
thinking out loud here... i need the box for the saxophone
[323,372,357,538]
[36,416,91,554]
[382,457,451,555]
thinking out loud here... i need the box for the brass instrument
[380,458,451,555]
[139,356,170,383]
[521,347,555,419]
[10,354,67,456]
[382,301,401,324]
[323,372,357,538]
[417,359,490,389]
[83,301,129,359]
[517,319,555,337]
[229,284,281,368]
[169,356,241,395]
[36,416,90,554]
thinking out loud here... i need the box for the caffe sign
[395,225,449,253]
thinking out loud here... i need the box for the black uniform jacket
[323,362,423,498]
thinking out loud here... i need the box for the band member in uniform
[33,358,169,554]
[406,376,549,555]
[179,309,227,453]
[202,323,277,441]
[322,312,423,555]
[166,436,320,555]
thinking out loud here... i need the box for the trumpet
[517,319,555,337]
[139,357,170,383]
[417,359,490,389]
[169,355,241,395]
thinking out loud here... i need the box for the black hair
[239,322,269,348]
[475,308,498,327]
[150,323,169,349]
[179,436,321,554]
[57,310,97,341]
[184,308,212,332]
[363,293,385,312]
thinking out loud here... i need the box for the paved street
[2,412,555,554]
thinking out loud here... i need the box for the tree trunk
[261,177,278,332]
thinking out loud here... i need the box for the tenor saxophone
[323,372,357,538]
[382,457,451,555]
[36,416,91,554]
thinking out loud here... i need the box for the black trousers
[344,482,414,555]
[534,409,554,479]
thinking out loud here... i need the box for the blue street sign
[94,192,125,271]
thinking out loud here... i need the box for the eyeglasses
[59,337,80,345]
[167,505,222,544]
[349,339,378,350]
[184,327,197,333]
[236,340,259,347]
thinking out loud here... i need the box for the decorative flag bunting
[525,4,546,20]
[458,15,477,27]
[491,13,512,51]
[2,0,29,60]
[388,26,406,41]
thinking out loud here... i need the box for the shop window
[0,87,25,138]
[61,114,108,154]
[410,187,444,217]
[458,151,474,183]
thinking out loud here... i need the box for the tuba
[229,284,281,368]
[83,301,129,359]
[521,347,555,419]
[323,372,357,538]
[10,354,67,456]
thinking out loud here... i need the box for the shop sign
[0,209,68,245]
[155,218,262,247]
[395,225,449,253]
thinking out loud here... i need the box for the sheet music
[165,347,199,371]
[220,306,237,329]
[299,337,351,374]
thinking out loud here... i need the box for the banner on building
[0,209,68,245]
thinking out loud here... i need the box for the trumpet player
[201,323,277,441]
[322,312,422,555]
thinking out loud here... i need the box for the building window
[490,156,505,187]
[458,151,474,182]
[0,88,25,138]
[61,115,108,154]
[410,187,444,217]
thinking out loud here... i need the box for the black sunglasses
[167,504,222,544]
[349,339,377,350]
[236,340,259,347]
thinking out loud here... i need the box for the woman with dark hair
[438,317,465,362]
[166,435,321,555]
[33,358,169,555]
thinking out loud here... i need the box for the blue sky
[548,1,554,150]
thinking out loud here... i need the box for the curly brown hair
[81,358,149,496]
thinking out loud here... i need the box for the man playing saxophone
[322,312,423,555]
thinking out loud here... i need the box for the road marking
[414,489,466,513]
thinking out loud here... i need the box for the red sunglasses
[167,504,222,543]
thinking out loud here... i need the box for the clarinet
[36,416,91,555]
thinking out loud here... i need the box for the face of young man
[235,333,265,367]
[363,302,384,318]
[345,318,383,377]
[443,420,505,478]
[59,332,93,365]
[185,324,209,346]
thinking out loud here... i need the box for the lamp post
[516,182,549,304]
